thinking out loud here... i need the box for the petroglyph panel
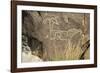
[22,11,90,62]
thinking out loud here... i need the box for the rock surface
[22,51,43,62]
[22,11,90,61]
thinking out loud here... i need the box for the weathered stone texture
[22,11,90,61]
